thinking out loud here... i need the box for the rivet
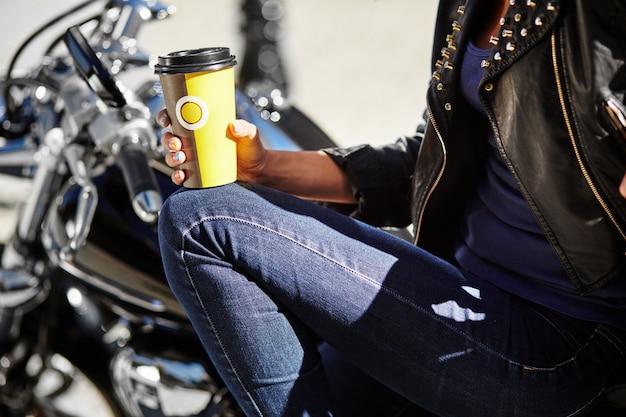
[489,36,499,45]
[457,5,465,14]
[480,60,491,69]
[501,29,513,38]
[493,51,502,61]
[452,21,462,32]
[448,40,457,51]
[435,60,444,69]
[484,83,494,92]
[432,71,441,81]
[441,47,451,59]
[520,27,528,37]
[547,2,555,11]
[443,61,454,70]
[444,103,453,111]
[506,42,516,51]
[514,13,523,22]
[446,34,455,43]
[535,16,543,26]
[509,0,517,5]
[500,17,510,25]
[436,82,446,91]
[526,0,536,7]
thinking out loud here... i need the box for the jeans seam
[181,227,265,417]
[565,389,604,417]
[597,325,626,357]
[532,308,585,350]
[182,214,615,411]
[514,328,607,372]
[184,216,521,370]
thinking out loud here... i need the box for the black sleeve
[322,130,423,228]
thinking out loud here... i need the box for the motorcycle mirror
[63,26,127,108]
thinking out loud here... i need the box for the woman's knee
[158,188,188,241]
[158,183,265,252]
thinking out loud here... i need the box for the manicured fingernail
[173,151,183,162]
[232,120,243,134]
[159,115,170,127]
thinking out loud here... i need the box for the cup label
[175,95,209,131]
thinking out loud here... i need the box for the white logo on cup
[175,95,209,130]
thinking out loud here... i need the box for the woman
[157,0,626,415]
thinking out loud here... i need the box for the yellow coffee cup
[155,47,237,188]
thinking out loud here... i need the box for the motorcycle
[0,0,336,416]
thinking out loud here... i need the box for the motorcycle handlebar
[116,143,162,224]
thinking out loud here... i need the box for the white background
[0,0,438,147]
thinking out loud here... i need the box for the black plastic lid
[154,47,237,74]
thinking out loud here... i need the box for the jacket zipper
[551,30,626,242]
[414,104,447,245]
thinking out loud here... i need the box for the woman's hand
[157,108,355,203]
[157,109,268,185]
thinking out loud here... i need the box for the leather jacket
[325,0,626,295]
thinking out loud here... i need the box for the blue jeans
[158,182,625,417]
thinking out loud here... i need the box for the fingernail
[159,115,170,127]
[232,120,243,134]
[168,138,178,150]
[173,151,183,162]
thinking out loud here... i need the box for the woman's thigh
[159,182,625,417]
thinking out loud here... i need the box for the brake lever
[62,143,98,254]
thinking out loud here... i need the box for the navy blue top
[454,41,626,329]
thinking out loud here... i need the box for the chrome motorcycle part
[131,189,162,224]
[94,0,176,72]
[33,353,117,417]
[111,347,242,417]
[15,128,66,246]
[0,269,48,311]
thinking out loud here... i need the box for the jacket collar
[483,0,561,79]
[431,0,561,86]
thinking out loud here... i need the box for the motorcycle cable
[5,0,104,80]
[44,14,102,57]
[2,0,105,138]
